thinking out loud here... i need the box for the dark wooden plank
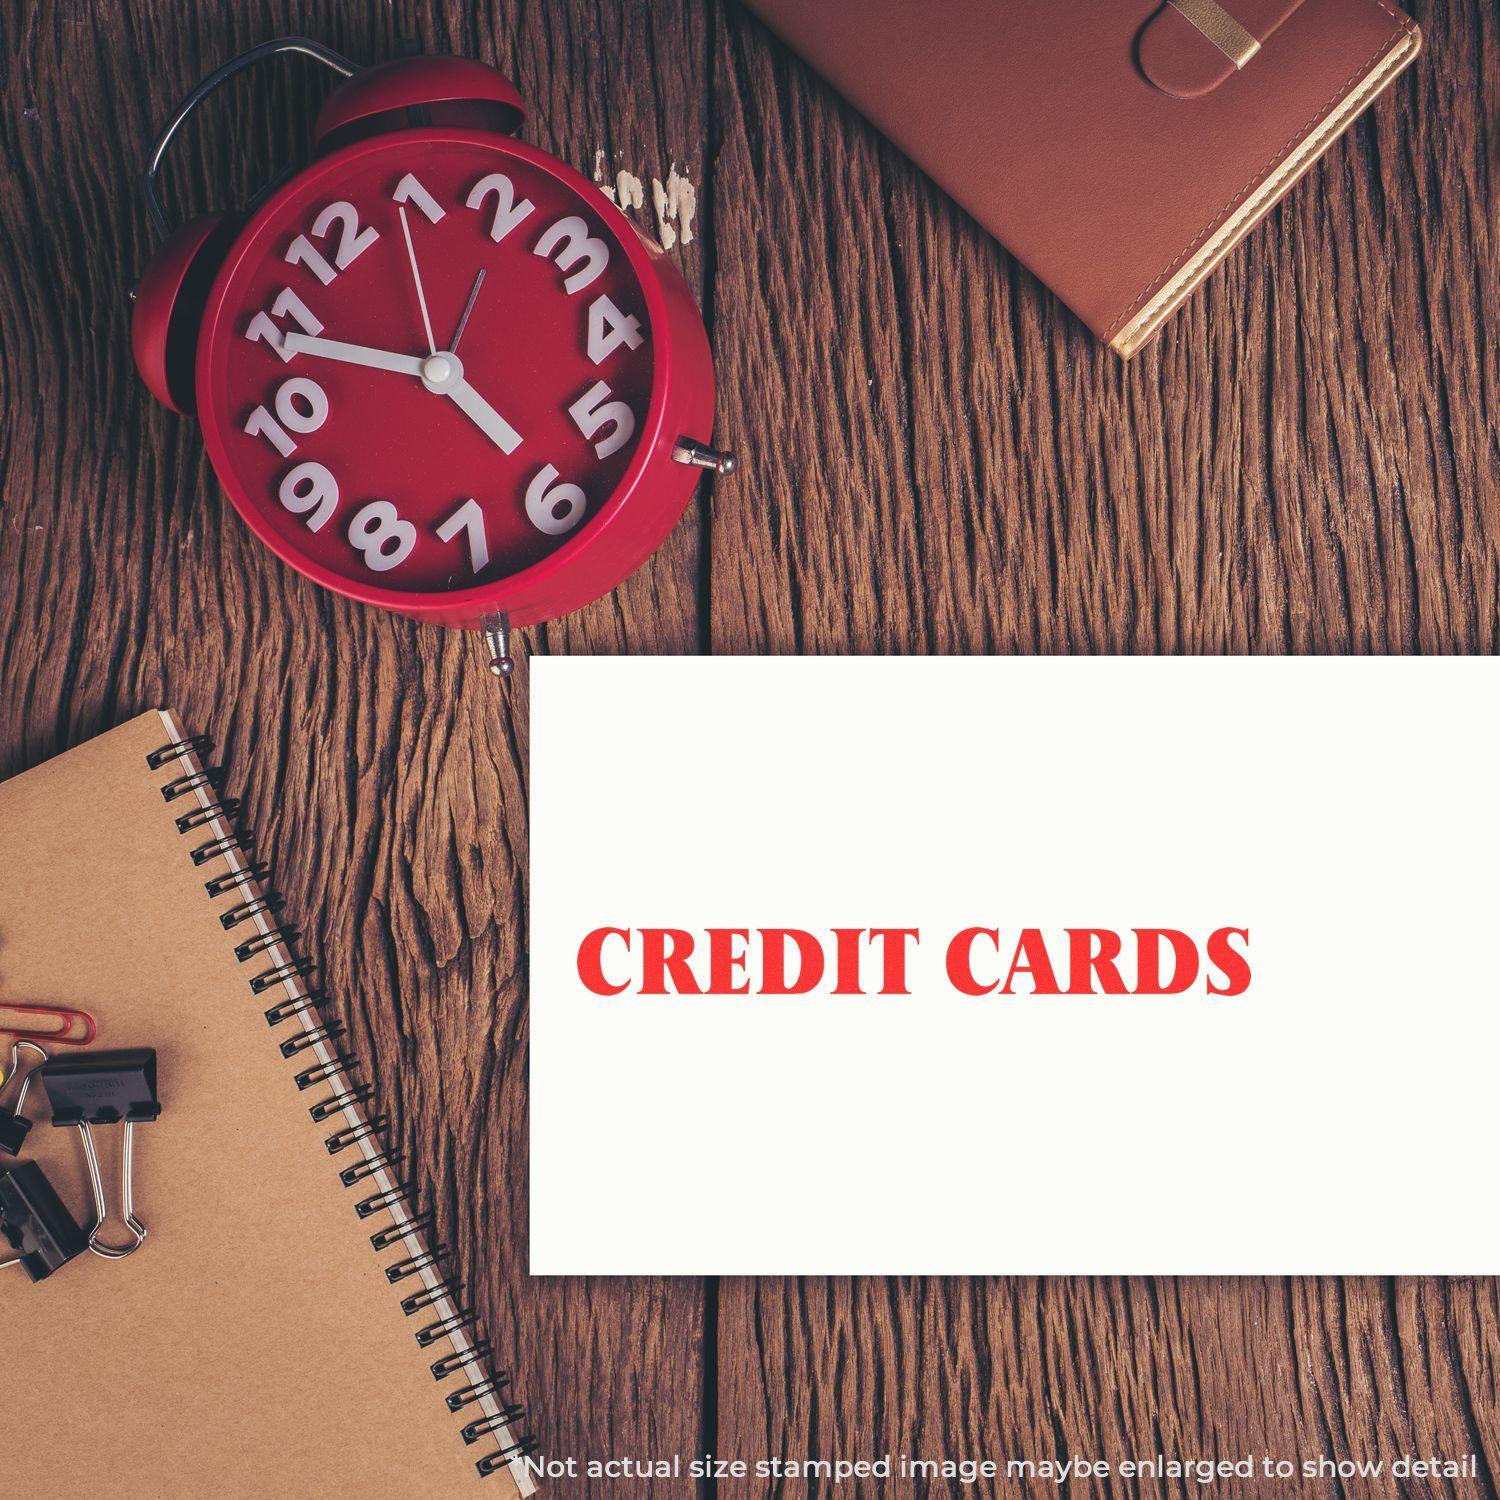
[0,0,711,1486]
[707,0,1498,657]
[4,0,1499,1489]
[708,0,1500,1488]
[715,1277,1500,1496]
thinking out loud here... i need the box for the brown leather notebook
[742,0,1420,355]
[0,713,535,1497]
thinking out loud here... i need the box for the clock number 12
[284,200,381,285]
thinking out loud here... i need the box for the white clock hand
[397,203,438,356]
[283,335,522,455]
[414,349,521,453]
[440,368,524,456]
[282,334,425,376]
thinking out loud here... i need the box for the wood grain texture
[0,0,1496,1495]
[0,0,710,1484]
[710,0,1500,1493]
[708,0,1499,658]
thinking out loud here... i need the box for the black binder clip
[0,1162,88,1281]
[0,1041,48,1155]
[40,1048,161,1260]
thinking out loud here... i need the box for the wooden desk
[1,0,1495,1489]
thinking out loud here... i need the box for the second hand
[450,269,486,355]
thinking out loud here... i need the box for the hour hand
[282,334,426,376]
[444,376,523,456]
[416,350,523,455]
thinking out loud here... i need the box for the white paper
[530,656,1499,1274]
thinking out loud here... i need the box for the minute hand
[283,334,425,376]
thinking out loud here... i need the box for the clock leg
[482,611,516,680]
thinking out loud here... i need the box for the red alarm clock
[132,39,732,674]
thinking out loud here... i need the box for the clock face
[197,131,659,605]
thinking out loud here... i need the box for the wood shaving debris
[593,151,697,253]
[651,165,697,251]
[616,171,644,213]
[592,149,644,213]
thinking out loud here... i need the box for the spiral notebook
[0,711,536,1498]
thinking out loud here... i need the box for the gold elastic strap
[1167,0,1261,67]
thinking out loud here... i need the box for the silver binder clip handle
[0,1040,48,1116]
[77,1119,149,1259]
[0,1041,48,1156]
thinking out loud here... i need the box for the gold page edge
[1109,22,1422,359]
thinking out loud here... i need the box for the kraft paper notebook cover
[0,712,534,1498]
[742,0,1420,355]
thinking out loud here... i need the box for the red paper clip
[0,1002,97,1047]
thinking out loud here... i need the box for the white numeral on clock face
[279,461,340,532]
[285,200,380,284]
[535,215,609,294]
[244,288,324,362]
[243,376,329,458]
[568,380,636,459]
[348,500,417,572]
[586,294,643,365]
[284,235,336,286]
[465,173,535,243]
[525,464,587,536]
[436,497,490,572]
[392,172,445,224]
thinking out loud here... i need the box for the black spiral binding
[147,733,536,1480]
